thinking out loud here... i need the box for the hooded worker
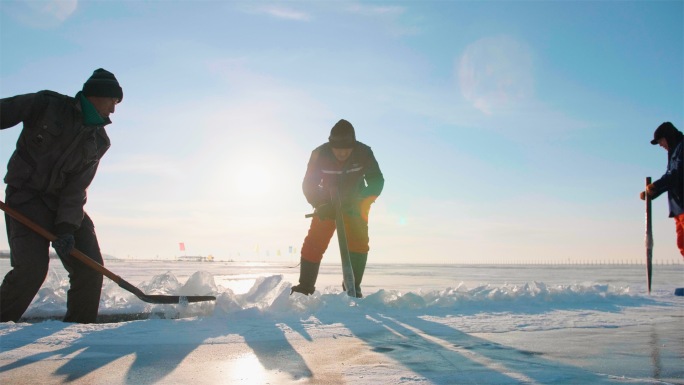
[291,119,384,297]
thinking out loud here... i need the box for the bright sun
[235,165,272,198]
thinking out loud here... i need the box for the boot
[290,259,320,295]
[343,252,367,298]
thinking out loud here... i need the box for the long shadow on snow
[0,317,231,383]
[0,321,69,356]
[231,307,314,382]
[381,313,627,384]
[0,313,311,384]
[308,308,514,384]
[309,305,628,384]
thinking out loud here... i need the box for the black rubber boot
[290,259,320,295]
[343,252,368,298]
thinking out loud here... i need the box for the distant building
[176,255,214,262]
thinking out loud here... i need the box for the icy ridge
[21,271,663,321]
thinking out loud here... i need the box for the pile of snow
[22,270,660,325]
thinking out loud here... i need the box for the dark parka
[652,137,684,218]
[302,141,384,212]
[1,90,111,231]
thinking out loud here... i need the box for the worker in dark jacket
[291,119,384,297]
[641,122,684,258]
[0,68,123,323]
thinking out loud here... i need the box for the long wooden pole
[645,177,653,294]
[331,181,357,298]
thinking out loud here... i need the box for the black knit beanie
[82,68,123,102]
[329,119,356,148]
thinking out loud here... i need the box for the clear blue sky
[1,1,682,264]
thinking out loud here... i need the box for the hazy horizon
[1,1,682,264]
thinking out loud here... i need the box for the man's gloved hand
[52,233,75,258]
[314,203,336,221]
[640,184,656,201]
[52,223,77,258]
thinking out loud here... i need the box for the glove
[52,233,75,258]
[640,184,656,200]
[314,203,336,221]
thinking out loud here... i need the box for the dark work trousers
[0,197,103,323]
[301,210,370,264]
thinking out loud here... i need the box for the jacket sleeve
[302,148,328,207]
[651,176,669,199]
[1,93,40,130]
[361,147,384,201]
[652,144,683,199]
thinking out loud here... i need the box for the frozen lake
[1,260,682,384]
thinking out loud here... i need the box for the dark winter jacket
[302,142,384,212]
[652,138,684,217]
[1,90,111,230]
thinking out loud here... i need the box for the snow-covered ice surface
[0,260,682,384]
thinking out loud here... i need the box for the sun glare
[235,165,273,198]
[226,353,266,383]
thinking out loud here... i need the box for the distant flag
[179,242,185,252]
